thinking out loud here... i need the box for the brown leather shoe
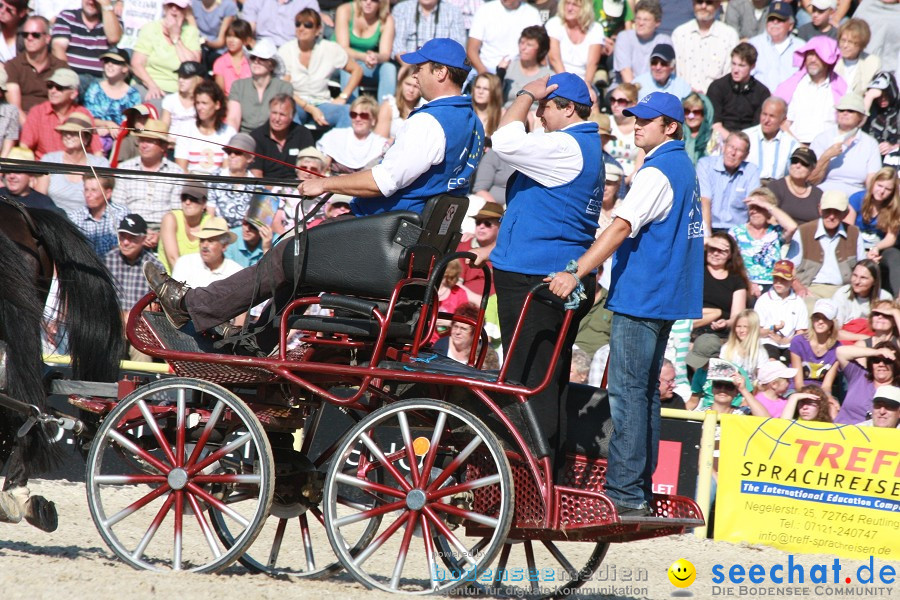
[143,262,191,328]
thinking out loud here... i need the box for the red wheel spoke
[267,518,288,568]
[425,474,502,501]
[389,510,419,589]
[422,506,478,568]
[104,482,173,527]
[350,508,409,567]
[187,431,254,476]
[108,429,172,475]
[494,543,512,586]
[185,400,226,469]
[185,482,250,528]
[430,501,500,529]
[135,399,177,467]
[309,506,326,526]
[419,513,440,591]
[186,490,223,559]
[332,498,407,528]
[191,474,263,485]
[129,493,175,564]
[542,540,578,578]
[525,540,539,594]
[298,513,316,571]
[173,490,184,570]
[332,471,406,499]
[357,432,413,493]
[426,436,483,493]
[418,411,447,488]
[396,411,421,487]
[93,474,167,485]
[174,388,187,468]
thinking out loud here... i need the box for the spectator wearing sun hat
[171,215,242,288]
[859,385,900,429]
[207,132,266,228]
[755,259,809,364]
[20,67,103,159]
[0,146,59,212]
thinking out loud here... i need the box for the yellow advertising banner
[715,415,900,560]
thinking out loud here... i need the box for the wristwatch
[516,89,536,102]
[101,4,114,10]
[338,93,349,100]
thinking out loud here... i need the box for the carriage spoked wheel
[440,536,610,598]
[209,404,383,578]
[85,378,274,573]
[323,398,514,594]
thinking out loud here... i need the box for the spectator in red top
[19,67,102,159]
[457,201,504,298]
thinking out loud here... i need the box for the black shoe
[613,501,655,521]
[143,262,191,328]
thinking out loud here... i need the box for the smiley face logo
[667,559,696,588]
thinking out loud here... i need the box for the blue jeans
[605,313,673,508]
[295,102,351,128]
[340,60,398,101]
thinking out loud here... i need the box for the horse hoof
[24,496,58,532]
[0,490,23,524]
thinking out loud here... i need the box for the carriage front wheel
[323,398,514,594]
[85,378,274,573]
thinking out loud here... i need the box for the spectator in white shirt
[466,0,541,75]
[671,0,739,93]
[743,96,799,182]
[748,2,805,92]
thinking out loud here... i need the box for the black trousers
[493,268,595,465]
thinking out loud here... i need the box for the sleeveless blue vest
[606,140,704,320]
[490,121,604,276]
[351,96,484,216]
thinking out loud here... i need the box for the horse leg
[0,422,58,531]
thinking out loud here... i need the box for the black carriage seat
[282,194,470,341]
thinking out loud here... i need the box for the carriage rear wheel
[323,398,514,594]
[85,378,274,573]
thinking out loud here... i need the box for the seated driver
[144,38,485,333]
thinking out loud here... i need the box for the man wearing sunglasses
[548,91,704,518]
[671,0,738,94]
[145,38,484,334]
[5,15,67,124]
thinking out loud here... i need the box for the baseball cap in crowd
[133,119,170,142]
[48,68,80,90]
[474,201,504,220]
[772,259,795,281]
[810,0,836,9]
[118,214,148,235]
[767,1,793,20]
[225,132,256,154]
[296,146,327,164]
[181,182,207,201]
[123,102,159,120]
[248,39,285,77]
[100,48,130,65]
[873,386,900,408]
[812,298,837,321]
[400,38,471,72]
[820,190,849,212]
[546,72,592,106]
[163,0,190,8]
[196,216,238,243]
[0,65,7,92]
[791,146,816,167]
[605,162,625,182]
[624,91,685,123]
[706,358,740,383]
[835,92,867,116]
[175,61,204,78]
[650,43,676,63]
[757,361,798,385]
[686,333,723,370]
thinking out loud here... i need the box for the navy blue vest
[352,95,484,216]
[491,121,604,276]
[606,140,704,320]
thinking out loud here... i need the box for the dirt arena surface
[2,479,898,600]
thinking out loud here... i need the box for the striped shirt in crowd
[51,9,119,77]
[75,203,127,257]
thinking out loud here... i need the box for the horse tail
[0,230,64,476]
[28,208,124,383]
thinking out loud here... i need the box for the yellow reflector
[412,436,430,456]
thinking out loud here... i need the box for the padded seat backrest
[404,195,469,276]
[282,210,422,298]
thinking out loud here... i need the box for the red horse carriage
[71,194,703,596]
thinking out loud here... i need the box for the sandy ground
[1,479,898,600]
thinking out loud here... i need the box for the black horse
[0,199,122,530]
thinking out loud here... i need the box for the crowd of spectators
[0,0,896,427]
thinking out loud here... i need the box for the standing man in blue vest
[473,72,603,475]
[144,38,485,331]
[548,92,704,518]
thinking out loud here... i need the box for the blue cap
[545,72,592,106]
[767,1,793,20]
[623,91,685,123]
[400,38,471,72]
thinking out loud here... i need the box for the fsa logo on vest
[687,184,704,240]
[448,177,469,190]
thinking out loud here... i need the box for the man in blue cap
[473,72,603,478]
[145,38,485,332]
[548,91,704,519]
